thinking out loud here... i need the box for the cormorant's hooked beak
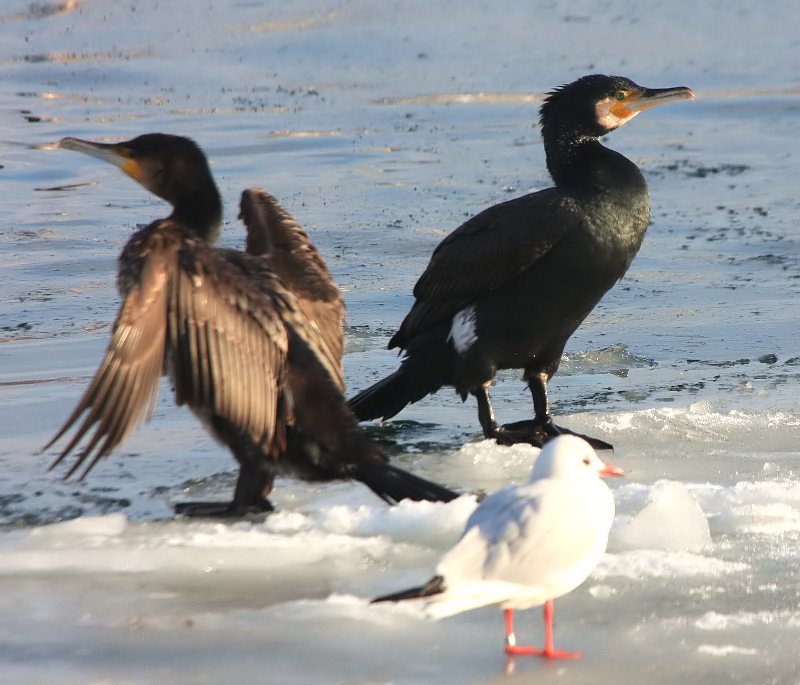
[628,85,695,114]
[59,137,142,181]
[599,84,693,131]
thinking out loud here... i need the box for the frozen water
[1,0,799,682]
[615,480,712,552]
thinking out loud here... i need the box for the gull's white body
[424,435,617,618]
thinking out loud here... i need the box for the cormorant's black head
[540,74,693,140]
[59,133,223,240]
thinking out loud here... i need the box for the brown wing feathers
[47,226,293,478]
[45,233,175,479]
[169,246,290,457]
[239,188,346,391]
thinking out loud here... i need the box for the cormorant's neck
[543,133,645,196]
[168,183,223,244]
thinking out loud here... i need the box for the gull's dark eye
[582,457,591,466]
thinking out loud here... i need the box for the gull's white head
[530,435,624,483]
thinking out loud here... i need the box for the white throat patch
[448,305,478,354]
[595,96,641,131]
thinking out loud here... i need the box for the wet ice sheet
[0,432,798,684]
[1,0,800,682]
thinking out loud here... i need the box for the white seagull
[372,434,623,658]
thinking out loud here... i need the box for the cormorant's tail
[349,351,450,422]
[372,575,446,603]
[358,464,459,505]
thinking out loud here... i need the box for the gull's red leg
[540,600,581,659]
[503,602,581,659]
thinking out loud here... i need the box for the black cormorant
[45,133,458,515]
[349,74,693,448]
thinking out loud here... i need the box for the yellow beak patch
[121,157,142,180]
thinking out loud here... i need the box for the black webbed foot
[174,497,275,519]
[493,418,613,450]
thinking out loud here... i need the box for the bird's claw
[505,644,581,659]
[493,418,613,450]
[174,497,275,519]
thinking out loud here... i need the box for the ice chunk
[696,644,759,657]
[616,480,711,551]
[594,549,747,580]
[27,513,127,541]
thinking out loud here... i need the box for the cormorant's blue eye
[614,91,626,101]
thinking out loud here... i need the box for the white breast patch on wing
[448,305,478,355]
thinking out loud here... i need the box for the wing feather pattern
[45,233,173,479]
[169,242,290,458]
[390,189,576,348]
[46,222,293,478]
[239,188,345,390]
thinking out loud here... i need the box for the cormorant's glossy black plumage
[46,134,458,514]
[349,75,693,447]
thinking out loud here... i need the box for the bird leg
[474,382,502,439]
[475,381,540,447]
[503,603,581,659]
[474,382,539,447]
[504,608,526,653]
[539,600,581,659]
[497,372,613,450]
[174,463,275,518]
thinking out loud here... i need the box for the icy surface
[615,480,712,552]
[1,0,800,682]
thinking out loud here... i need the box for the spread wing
[239,188,345,390]
[46,221,291,479]
[221,246,343,397]
[390,188,579,348]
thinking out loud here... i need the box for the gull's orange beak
[599,463,625,478]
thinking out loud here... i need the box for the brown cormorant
[175,187,348,517]
[349,75,693,448]
[45,133,458,515]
